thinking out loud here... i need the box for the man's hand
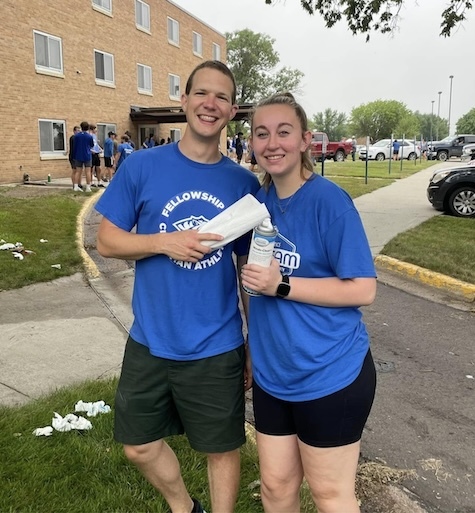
[159,230,223,262]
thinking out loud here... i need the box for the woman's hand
[241,258,282,297]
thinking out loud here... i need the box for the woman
[241,92,377,513]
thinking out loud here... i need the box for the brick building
[0,0,226,184]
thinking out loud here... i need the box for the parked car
[427,134,475,161]
[310,132,353,162]
[461,143,475,162]
[427,161,475,217]
[359,139,421,161]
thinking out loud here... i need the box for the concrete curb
[375,255,475,303]
[77,191,104,280]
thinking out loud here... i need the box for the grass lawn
[0,378,266,513]
[0,188,97,291]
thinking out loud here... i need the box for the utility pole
[437,91,442,140]
[448,75,454,136]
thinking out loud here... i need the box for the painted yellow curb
[375,255,475,303]
[76,191,104,280]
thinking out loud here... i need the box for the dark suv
[427,163,475,217]
[427,134,475,161]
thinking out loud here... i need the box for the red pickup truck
[310,132,353,162]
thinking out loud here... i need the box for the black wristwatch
[276,274,291,298]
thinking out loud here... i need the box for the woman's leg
[256,432,304,513]
[299,439,361,513]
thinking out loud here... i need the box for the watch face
[277,282,291,298]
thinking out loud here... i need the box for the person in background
[89,124,105,187]
[96,61,259,513]
[103,131,116,183]
[235,132,244,164]
[241,92,377,513]
[113,135,134,172]
[351,136,357,161]
[72,121,94,192]
[69,125,81,189]
[392,139,401,160]
[125,130,135,149]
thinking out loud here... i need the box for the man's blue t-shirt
[73,131,94,161]
[116,143,134,169]
[96,143,260,360]
[104,137,114,158]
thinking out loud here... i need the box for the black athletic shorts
[92,153,101,167]
[114,337,246,453]
[253,350,376,448]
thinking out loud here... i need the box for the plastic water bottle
[243,217,277,296]
[47,174,51,183]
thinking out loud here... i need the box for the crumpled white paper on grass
[75,400,111,417]
[52,412,92,432]
[33,400,111,436]
[197,194,270,250]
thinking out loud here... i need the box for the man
[113,134,134,171]
[72,121,94,192]
[68,125,80,189]
[393,139,401,160]
[235,132,244,164]
[103,131,116,182]
[96,61,259,513]
[351,135,357,161]
[89,124,104,187]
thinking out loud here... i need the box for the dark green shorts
[114,337,246,453]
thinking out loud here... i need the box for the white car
[359,139,421,161]
[461,143,475,162]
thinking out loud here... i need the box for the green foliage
[264,0,473,39]
[414,111,449,142]
[456,108,475,134]
[349,100,413,141]
[310,109,348,141]
[226,29,304,104]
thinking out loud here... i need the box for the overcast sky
[173,0,474,134]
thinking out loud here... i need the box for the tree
[456,108,475,134]
[264,1,472,39]
[414,112,448,142]
[226,29,304,104]
[310,109,348,141]
[349,100,414,141]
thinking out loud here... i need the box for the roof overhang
[129,103,255,124]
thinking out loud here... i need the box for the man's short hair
[108,131,116,137]
[185,60,237,104]
[80,121,89,131]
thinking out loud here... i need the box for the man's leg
[124,440,194,513]
[85,166,92,191]
[73,166,83,191]
[207,449,240,513]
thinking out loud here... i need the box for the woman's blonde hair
[250,92,314,189]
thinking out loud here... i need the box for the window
[137,64,152,94]
[135,0,150,32]
[212,43,221,61]
[193,32,202,56]
[170,129,181,142]
[33,31,63,75]
[39,119,65,155]
[168,74,180,100]
[167,17,179,45]
[94,50,114,85]
[92,0,112,14]
[97,123,116,147]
